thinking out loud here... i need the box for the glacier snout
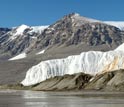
[21,49,124,86]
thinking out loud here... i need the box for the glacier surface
[21,43,124,86]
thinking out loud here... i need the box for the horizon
[0,0,124,27]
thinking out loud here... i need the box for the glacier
[21,43,124,86]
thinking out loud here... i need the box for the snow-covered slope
[72,13,100,23]
[14,24,30,36]
[29,26,49,34]
[21,43,124,86]
[104,21,124,30]
[9,24,48,40]
[14,24,49,35]
[10,25,30,40]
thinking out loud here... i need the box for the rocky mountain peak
[35,13,124,53]
[62,13,100,27]
[71,13,100,23]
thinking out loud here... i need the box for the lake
[0,90,124,107]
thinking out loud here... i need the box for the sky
[0,0,123,27]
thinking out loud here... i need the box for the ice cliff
[21,43,124,86]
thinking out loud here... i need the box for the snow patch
[36,49,45,55]
[31,36,37,39]
[9,53,27,61]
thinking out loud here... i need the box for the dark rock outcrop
[32,73,92,91]
[0,28,11,35]
[31,69,124,91]
[1,69,124,92]
[85,69,124,91]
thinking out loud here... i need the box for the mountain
[34,13,124,55]
[0,25,48,60]
[0,13,124,86]
[0,13,124,60]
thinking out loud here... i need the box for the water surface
[0,90,124,107]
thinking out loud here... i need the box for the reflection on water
[0,90,124,107]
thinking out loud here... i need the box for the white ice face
[21,43,124,86]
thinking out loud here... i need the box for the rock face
[0,28,11,35]
[31,69,124,91]
[32,73,92,91]
[36,13,124,52]
[85,69,124,91]
[26,69,124,91]
[2,69,124,91]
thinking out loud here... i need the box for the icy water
[0,90,124,107]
